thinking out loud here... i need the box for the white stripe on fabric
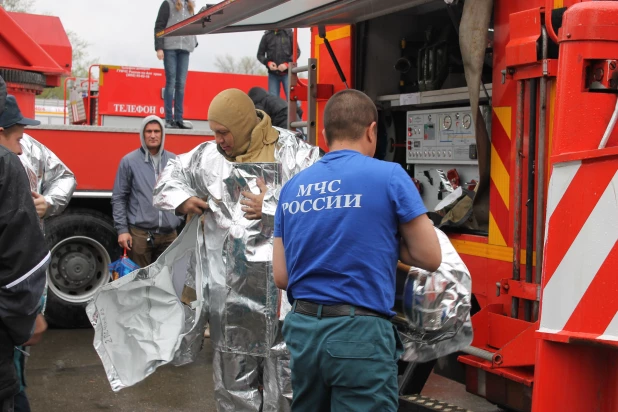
[598,312,618,342]
[540,170,618,332]
[3,252,51,289]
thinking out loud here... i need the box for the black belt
[294,300,388,320]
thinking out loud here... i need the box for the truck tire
[0,69,47,87]
[44,209,119,328]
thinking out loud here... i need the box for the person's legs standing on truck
[155,0,198,129]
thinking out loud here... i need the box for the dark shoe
[175,120,193,129]
[165,120,178,129]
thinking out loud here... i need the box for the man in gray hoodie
[111,116,182,267]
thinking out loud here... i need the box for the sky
[32,0,312,73]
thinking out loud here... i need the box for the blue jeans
[268,72,289,100]
[269,72,302,122]
[163,49,190,122]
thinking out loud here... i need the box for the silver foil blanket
[86,215,205,391]
[88,129,319,390]
[400,228,473,363]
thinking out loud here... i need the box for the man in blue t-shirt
[273,89,441,411]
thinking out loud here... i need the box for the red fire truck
[162,1,618,411]
[0,8,282,330]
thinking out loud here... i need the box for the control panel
[405,106,490,212]
[406,107,481,164]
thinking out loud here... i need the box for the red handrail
[63,76,76,125]
[86,64,100,125]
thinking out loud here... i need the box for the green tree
[1,0,36,13]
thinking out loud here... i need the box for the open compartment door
[159,0,434,36]
[158,0,290,37]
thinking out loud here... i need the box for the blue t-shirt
[274,149,427,317]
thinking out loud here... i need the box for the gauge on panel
[462,114,472,129]
[443,115,452,130]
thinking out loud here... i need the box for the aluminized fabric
[19,133,76,218]
[88,128,318,392]
[213,350,292,412]
[153,128,319,358]
[86,216,205,391]
[401,228,473,363]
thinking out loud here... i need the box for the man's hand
[23,314,47,346]
[268,61,278,71]
[157,50,164,61]
[241,178,267,220]
[118,233,132,251]
[277,63,288,72]
[177,196,209,216]
[32,192,48,218]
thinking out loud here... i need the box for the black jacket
[257,30,301,71]
[248,87,303,128]
[154,1,171,51]
[0,146,48,401]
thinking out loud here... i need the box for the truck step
[399,394,473,412]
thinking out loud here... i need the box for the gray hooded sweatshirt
[111,116,182,235]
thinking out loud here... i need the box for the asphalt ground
[23,329,500,412]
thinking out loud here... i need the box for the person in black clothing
[248,87,303,129]
[257,30,301,100]
[0,143,49,412]
[154,0,198,129]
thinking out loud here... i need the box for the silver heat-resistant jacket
[86,129,319,391]
[153,129,319,355]
[19,133,76,218]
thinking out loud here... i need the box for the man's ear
[367,121,377,144]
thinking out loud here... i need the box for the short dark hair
[323,89,378,145]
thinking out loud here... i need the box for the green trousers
[282,304,403,412]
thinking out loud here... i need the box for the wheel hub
[48,236,111,302]
[60,251,95,284]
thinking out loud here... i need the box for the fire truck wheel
[44,209,119,329]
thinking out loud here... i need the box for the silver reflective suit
[87,127,319,411]
[19,133,76,220]
[153,128,318,411]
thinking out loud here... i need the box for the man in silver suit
[153,88,320,411]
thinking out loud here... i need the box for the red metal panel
[551,6,618,154]
[0,9,69,78]
[8,11,72,81]
[505,8,542,68]
[533,3,618,410]
[470,304,503,350]
[534,341,618,411]
[459,355,535,386]
[97,66,279,122]
[26,128,211,191]
[488,312,532,350]
[493,322,538,368]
